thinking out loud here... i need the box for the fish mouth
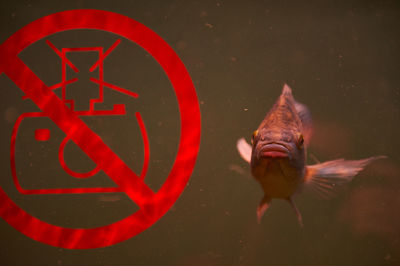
[260,143,289,159]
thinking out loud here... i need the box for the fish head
[251,84,306,179]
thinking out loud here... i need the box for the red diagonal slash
[3,56,155,208]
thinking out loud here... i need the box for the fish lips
[259,143,290,159]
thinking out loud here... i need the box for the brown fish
[237,84,384,226]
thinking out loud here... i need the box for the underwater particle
[4,107,18,123]
[205,23,214,29]
[176,40,187,51]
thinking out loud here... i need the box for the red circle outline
[0,10,201,249]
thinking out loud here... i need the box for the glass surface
[0,0,399,265]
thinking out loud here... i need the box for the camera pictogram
[0,10,200,248]
[11,39,149,194]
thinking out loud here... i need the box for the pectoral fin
[236,138,252,163]
[304,156,386,198]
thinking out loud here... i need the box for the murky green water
[0,0,399,265]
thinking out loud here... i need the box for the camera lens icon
[11,109,149,195]
[32,127,100,178]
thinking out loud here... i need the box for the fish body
[251,85,306,199]
[236,84,384,225]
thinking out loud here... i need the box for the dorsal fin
[278,83,295,106]
[280,84,313,144]
[294,100,313,145]
[282,83,292,95]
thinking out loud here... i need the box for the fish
[236,84,385,226]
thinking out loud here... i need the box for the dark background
[0,0,399,265]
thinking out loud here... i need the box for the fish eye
[298,134,304,146]
[252,130,258,138]
[251,130,259,144]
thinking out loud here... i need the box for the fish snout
[259,143,290,159]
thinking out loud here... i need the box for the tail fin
[304,156,386,198]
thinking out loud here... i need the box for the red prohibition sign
[0,9,201,249]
